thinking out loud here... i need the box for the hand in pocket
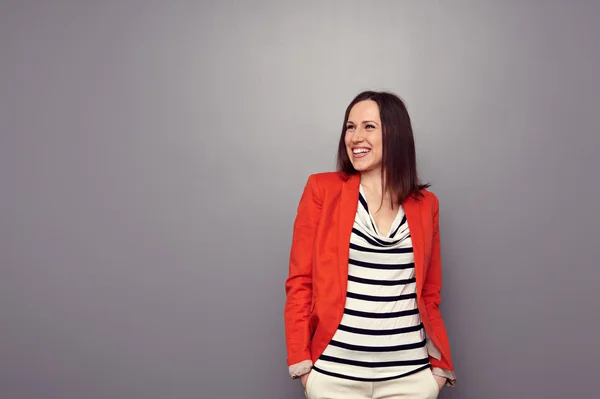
[433,374,446,391]
[300,372,311,388]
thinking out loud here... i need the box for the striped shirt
[312,185,430,381]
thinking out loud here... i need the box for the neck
[359,168,385,195]
[360,169,399,206]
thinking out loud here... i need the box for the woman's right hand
[300,371,311,388]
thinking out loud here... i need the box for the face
[344,100,383,173]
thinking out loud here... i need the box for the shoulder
[308,171,346,188]
[300,172,348,202]
[415,189,440,213]
[419,189,439,203]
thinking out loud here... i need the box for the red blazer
[284,172,455,375]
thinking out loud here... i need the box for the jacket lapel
[338,173,360,301]
[403,195,425,299]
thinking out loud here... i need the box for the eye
[366,124,376,129]
[346,125,355,131]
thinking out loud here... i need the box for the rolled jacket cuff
[288,359,313,379]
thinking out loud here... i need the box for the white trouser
[304,368,440,399]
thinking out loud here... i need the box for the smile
[352,148,371,158]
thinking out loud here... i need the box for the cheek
[373,136,383,152]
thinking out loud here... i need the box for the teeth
[353,148,370,154]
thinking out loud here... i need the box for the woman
[284,91,456,399]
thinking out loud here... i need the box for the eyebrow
[347,120,380,126]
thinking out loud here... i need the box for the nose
[351,128,365,143]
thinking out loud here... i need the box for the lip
[351,147,371,159]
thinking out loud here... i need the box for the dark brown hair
[336,90,430,204]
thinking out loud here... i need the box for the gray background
[2,1,599,398]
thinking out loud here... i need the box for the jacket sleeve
[284,174,322,378]
[422,193,457,386]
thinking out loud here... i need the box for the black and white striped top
[312,185,430,381]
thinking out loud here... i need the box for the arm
[284,174,322,379]
[422,194,457,386]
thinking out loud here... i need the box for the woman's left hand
[433,375,446,391]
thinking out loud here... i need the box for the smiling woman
[284,91,456,399]
[337,92,426,210]
[344,101,384,173]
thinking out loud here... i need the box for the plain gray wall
[2,1,599,398]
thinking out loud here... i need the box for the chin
[350,162,369,172]
[352,161,381,174]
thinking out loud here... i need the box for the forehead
[348,100,380,122]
